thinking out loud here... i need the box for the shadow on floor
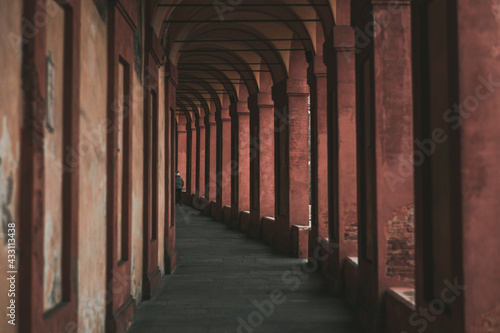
[128,205,360,333]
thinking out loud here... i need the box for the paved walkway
[129,205,360,333]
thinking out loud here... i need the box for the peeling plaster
[80,289,106,333]
[43,212,63,309]
[0,118,16,247]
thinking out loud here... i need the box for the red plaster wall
[458,0,500,330]
[77,1,108,330]
[0,2,22,332]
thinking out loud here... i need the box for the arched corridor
[1,0,499,332]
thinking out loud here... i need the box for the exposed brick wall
[386,205,415,285]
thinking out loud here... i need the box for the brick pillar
[164,59,178,274]
[272,79,310,255]
[176,118,188,183]
[308,55,328,253]
[188,119,197,202]
[455,1,500,330]
[248,92,275,239]
[353,1,414,329]
[334,26,359,260]
[207,113,217,202]
[196,115,206,199]
[318,26,359,294]
[230,101,251,230]
[216,104,232,221]
[409,1,500,331]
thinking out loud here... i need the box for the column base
[209,201,217,218]
[261,217,275,246]
[291,225,310,259]
[230,207,241,229]
[222,205,232,225]
[142,266,162,300]
[272,226,310,258]
[164,249,178,274]
[247,212,262,240]
[106,295,135,333]
[239,211,251,232]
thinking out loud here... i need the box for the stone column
[188,118,197,202]
[272,79,310,256]
[248,92,275,239]
[164,59,178,274]
[409,0,500,331]
[196,114,206,200]
[230,101,251,230]
[176,117,188,183]
[308,55,328,253]
[317,26,359,295]
[216,104,232,221]
[207,113,217,202]
[353,1,414,329]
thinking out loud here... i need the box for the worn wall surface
[385,205,415,286]
[43,0,65,311]
[77,1,108,331]
[0,1,22,332]
[131,46,144,304]
[157,68,165,274]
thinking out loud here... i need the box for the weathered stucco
[77,1,108,331]
[157,68,165,275]
[43,0,65,310]
[131,55,144,305]
[0,1,22,332]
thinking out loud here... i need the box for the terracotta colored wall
[77,1,108,330]
[0,1,22,332]
[157,68,165,274]
[131,47,144,304]
[458,0,500,330]
[43,0,65,311]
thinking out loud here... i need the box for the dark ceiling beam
[179,76,243,79]
[178,95,219,100]
[180,49,304,52]
[159,3,329,7]
[177,62,282,65]
[165,19,321,23]
[177,89,228,91]
[179,81,248,84]
[178,68,270,72]
[174,38,310,43]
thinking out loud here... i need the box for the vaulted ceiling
[151,0,339,119]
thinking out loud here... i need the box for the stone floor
[129,205,360,333]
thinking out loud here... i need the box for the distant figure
[175,171,184,206]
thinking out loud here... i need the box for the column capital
[217,107,231,120]
[196,118,205,128]
[287,79,310,96]
[206,113,216,124]
[230,101,250,117]
[272,79,310,98]
[189,120,197,130]
[332,26,355,51]
[177,124,187,133]
[257,92,274,107]
[308,55,327,77]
